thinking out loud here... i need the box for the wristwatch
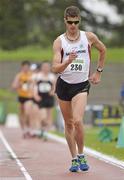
[97,67,103,73]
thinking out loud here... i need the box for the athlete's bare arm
[33,84,41,102]
[86,32,106,69]
[11,74,21,90]
[86,32,106,84]
[49,76,57,96]
[52,37,77,73]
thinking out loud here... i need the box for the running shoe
[42,132,48,141]
[38,130,44,138]
[40,130,48,141]
[69,159,79,172]
[77,155,89,171]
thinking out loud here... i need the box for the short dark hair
[64,6,80,18]
[40,61,51,68]
[21,60,30,66]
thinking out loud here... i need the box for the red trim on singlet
[88,44,91,77]
[61,48,64,63]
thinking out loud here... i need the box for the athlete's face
[64,16,80,34]
[41,63,51,74]
[22,64,30,73]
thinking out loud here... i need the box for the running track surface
[0,126,124,180]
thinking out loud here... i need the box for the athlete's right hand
[67,52,77,64]
[34,95,41,102]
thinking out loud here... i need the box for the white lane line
[47,133,124,170]
[0,130,32,180]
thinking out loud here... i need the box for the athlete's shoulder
[82,31,98,45]
[36,72,43,81]
[85,32,98,41]
[16,72,22,78]
[13,73,21,82]
[53,35,62,51]
[28,71,33,76]
[53,34,62,44]
[80,30,85,33]
[49,73,56,81]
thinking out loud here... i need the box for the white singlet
[59,31,91,84]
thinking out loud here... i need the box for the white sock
[72,157,77,160]
[34,129,41,135]
[78,153,85,157]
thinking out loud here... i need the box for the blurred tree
[25,0,110,47]
[0,0,27,50]
[0,0,123,49]
[106,0,124,46]
[24,0,51,46]
[107,0,124,14]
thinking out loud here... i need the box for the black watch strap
[97,68,103,73]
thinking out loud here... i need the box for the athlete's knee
[74,119,82,128]
[73,114,82,123]
[65,119,74,131]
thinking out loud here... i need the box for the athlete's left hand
[49,91,54,96]
[89,72,101,84]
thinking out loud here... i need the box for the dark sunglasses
[66,20,80,25]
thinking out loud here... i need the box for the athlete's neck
[65,30,80,41]
[42,72,49,76]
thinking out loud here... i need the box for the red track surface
[0,127,124,180]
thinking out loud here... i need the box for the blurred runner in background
[12,61,33,138]
[33,61,56,139]
[29,63,42,137]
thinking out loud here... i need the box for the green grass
[0,46,52,62]
[0,89,18,114]
[51,126,124,161]
[0,88,16,98]
[92,47,124,63]
[85,126,124,161]
[0,45,124,63]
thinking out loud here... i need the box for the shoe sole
[80,167,89,171]
[69,169,79,172]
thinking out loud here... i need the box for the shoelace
[79,157,87,164]
[72,160,79,167]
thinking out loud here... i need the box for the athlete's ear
[64,18,66,24]
[79,16,81,23]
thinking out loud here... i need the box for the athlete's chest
[62,42,90,73]
[63,42,88,59]
[19,73,31,82]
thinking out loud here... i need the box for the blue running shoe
[69,159,79,172]
[78,155,89,171]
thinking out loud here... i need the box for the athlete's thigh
[19,103,24,113]
[71,92,87,122]
[46,108,53,119]
[39,108,47,121]
[32,103,39,115]
[24,100,31,108]
[58,98,73,122]
[24,100,32,115]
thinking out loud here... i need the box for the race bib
[22,82,29,91]
[69,62,84,72]
[39,83,51,93]
[64,58,88,73]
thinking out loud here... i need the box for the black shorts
[34,96,55,108]
[18,96,32,104]
[55,77,90,101]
